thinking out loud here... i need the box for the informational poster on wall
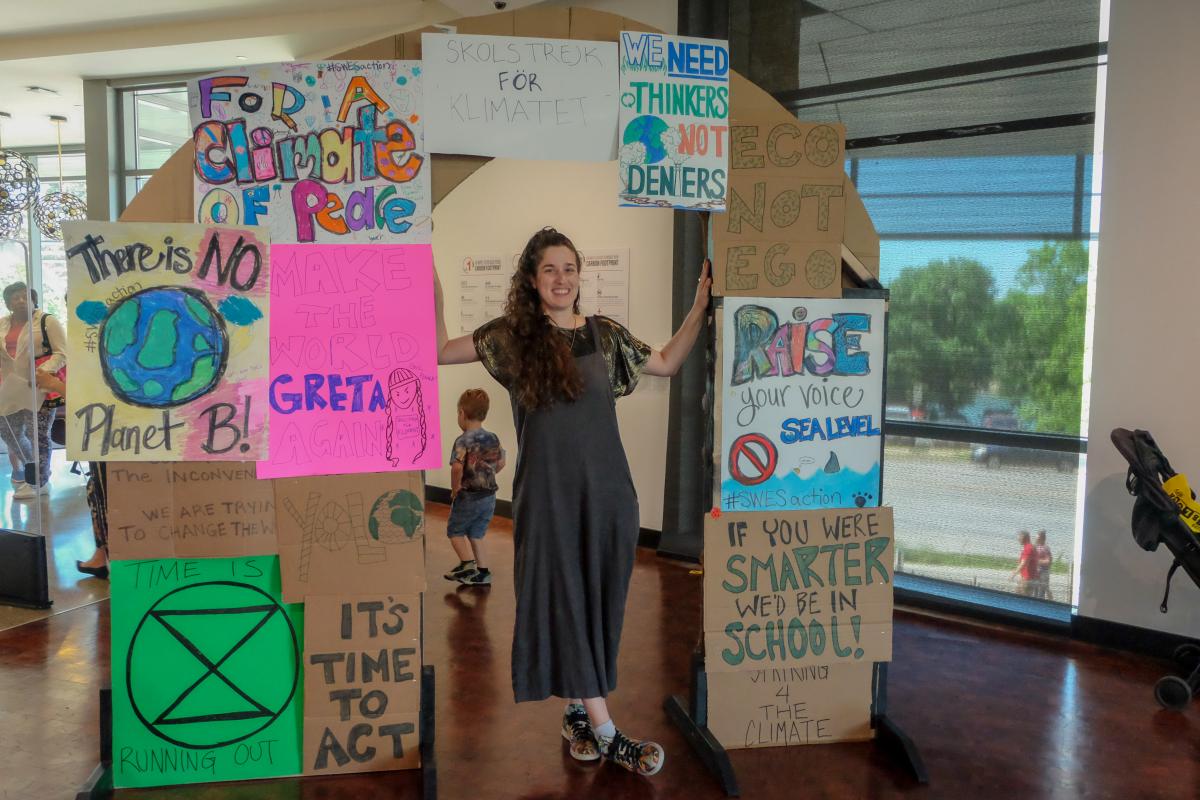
[421,33,619,161]
[711,119,848,297]
[703,507,894,671]
[189,61,430,244]
[580,248,630,325]
[617,32,729,211]
[105,462,276,560]
[274,471,426,603]
[110,555,304,788]
[720,296,884,512]
[258,244,441,478]
[706,664,874,749]
[303,594,422,774]
[457,255,508,335]
[63,221,271,462]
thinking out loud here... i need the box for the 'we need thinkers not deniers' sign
[618,32,730,211]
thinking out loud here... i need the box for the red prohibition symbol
[729,433,778,486]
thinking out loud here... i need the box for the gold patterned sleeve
[595,316,652,398]
[471,317,514,390]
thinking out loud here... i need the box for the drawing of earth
[100,286,227,408]
[368,489,424,543]
[623,115,670,164]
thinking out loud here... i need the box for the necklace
[553,314,580,351]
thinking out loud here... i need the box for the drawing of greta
[385,367,427,466]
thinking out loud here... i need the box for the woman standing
[435,227,710,776]
[0,282,66,500]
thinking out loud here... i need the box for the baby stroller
[1111,428,1200,709]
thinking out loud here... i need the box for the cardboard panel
[119,143,194,224]
[303,594,421,775]
[706,663,874,749]
[514,6,571,38]
[716,175,847,244]
[454,11,516,36]
[63,220,271,461]
[712,239,843,298]
[110,555,304,788]
[333,38,400,60]
[106,462,277,560]
[843,180,881,279]
[703,507,894,671]
[569,8,627,42]
[274,471,426,603]
[726,118,847,178]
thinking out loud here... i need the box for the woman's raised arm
[643,259,711,378]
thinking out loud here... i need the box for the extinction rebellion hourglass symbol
[126,581,300,749]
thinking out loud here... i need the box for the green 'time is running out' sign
[110,555,304,788]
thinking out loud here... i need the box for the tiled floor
[1,504,1198,799]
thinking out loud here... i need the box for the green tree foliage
[886,258,999,414]
[995,241,1089,435]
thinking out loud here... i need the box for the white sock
[594,719,616,742]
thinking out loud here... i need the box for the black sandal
[76,561,109,580]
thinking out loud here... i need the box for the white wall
[1078,0,1200,635]
[430,158,675,529]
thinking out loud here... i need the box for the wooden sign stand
[666,285,928,795]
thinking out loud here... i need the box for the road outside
[882,443,1080,602]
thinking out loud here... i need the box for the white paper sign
[189,61,431,245]
[421,33,619,161]
[721,297,885,512]
[618,32,730,211]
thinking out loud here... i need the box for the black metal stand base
[873,713,929,784]
[421,664,437,800]
[663,693,739,796]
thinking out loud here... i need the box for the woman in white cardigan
[0,282,66,500]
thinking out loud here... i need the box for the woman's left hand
[692,258,712,314]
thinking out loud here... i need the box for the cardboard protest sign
[303,594,422,774]
[274,471,426,603]
[720,296,884,512]
[706,664,874,749]
[110,555,303,788]
[258,244,441,478]
[63,221,270,461]
[712,79,849,297]
[421,33,618,161]
[618,32,729,211]
[189,61,430,244]
[703,507,894,671]
[105,462,276,560]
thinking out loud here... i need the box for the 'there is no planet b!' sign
[618,32,730,212]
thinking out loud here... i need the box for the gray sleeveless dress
[474,316,650,701]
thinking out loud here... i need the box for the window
[118,86,191,211]
[785,0,1106,608]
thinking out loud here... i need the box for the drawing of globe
[99,286,227,408]
[368,490,424,543]
[623,115,669,164]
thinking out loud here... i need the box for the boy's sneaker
[458,568,492,586]
[601,730,664,776]
[444,560,476,581]
[561,703,601,762]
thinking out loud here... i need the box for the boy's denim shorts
[447,491,496,540]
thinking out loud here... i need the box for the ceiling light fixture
[33,115,86,240]
[0,111,41,217]
[25,85,60,95]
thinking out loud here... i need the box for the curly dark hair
[503,227,584,410]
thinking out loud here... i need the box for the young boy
[444,389,505,585]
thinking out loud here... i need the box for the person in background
[1011,530,1039,597]
[434,226,710,776]
[33,369,108,579]
[0,283,66,501]
[444,388,506,587]
[1035,530,1053,601]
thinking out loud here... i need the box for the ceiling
[0,0,546,147]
